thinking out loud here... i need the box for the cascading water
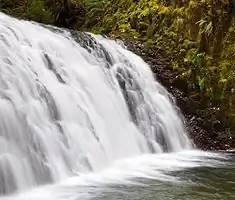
[0,12,192,197]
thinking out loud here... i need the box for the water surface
[3,151,234,200]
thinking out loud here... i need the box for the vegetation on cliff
[92,0,235,143]
[1,0,235,145]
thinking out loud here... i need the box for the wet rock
[119,36,234,151]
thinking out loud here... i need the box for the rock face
[120,36,234,151]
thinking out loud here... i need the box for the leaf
[198,76,205,91]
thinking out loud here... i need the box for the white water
[2,151,230,200]
[0,13,193,197]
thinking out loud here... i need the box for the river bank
[119,36,234,151]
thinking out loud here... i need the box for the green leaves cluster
[25,0,53,23]
[0,0,53,23]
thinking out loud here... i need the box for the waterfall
[0,13,191,195]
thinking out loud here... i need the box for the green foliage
[0,0,53,23]
[81,0,235,136]
[25,0,53,23]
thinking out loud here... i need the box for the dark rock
[119,36,234,151]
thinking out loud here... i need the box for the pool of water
[88,153,235,200]
[2,151,235,200]
[94,166,235,200]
